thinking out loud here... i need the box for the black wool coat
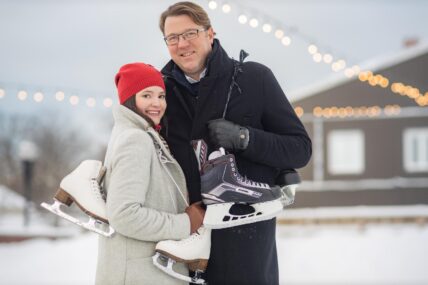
[161,39,312,285]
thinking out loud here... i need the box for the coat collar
[113,105,151,131]
[113,105,177,163]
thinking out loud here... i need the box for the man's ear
[207,27,215,44]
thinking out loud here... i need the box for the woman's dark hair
[122,95,156,127]
[122,95,168,134]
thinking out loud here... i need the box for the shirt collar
[184,68,207,84]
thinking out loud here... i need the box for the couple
[96,2,312,285]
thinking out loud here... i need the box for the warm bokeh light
[313,53,322,63]
[323,54,333,64]
[281,36,291,46]
[222,3,231,13]
[308,44,317,54]
[208,1,217,10]
[103,98,113,108]
[249,18,259,28]
[86,97,96,108]
[262,24,272,33]
[0,89,5,99]
[274,29,284,39]
[238,15,248,24]
[17,90,28,101]
[69,95,79,106]
[55,91,65,101]
[294,106,304,117]
[33,92,44,103]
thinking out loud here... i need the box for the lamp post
[18,140,39,227]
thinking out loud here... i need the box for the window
[403,128,428,172]
[328,130,365,175]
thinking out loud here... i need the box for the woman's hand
[185,201,205,234]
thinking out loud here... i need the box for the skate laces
[229,157,269,189]
[91,179,106,202]
[176,230,203,245]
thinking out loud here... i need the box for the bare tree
[0,110,112,204]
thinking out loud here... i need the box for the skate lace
[229,157,269,189]
[91,179,106,202]
[176,231,202,245]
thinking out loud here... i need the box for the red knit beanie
[115,62,166,104]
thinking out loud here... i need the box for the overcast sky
[0,0,427,113]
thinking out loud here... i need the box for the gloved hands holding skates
[208,119,249,151]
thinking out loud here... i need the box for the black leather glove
[207,119,250,151]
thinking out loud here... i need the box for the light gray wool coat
[95,105,190,285]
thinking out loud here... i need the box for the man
[159,2,312,284]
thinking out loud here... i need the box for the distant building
[291,43,428,208]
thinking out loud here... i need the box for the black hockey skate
[200,150,284,229]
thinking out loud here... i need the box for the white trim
[299,177,428,191]
[403,127,428,173]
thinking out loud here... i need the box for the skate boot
[152,227,211,284]
[200,150,284,229]
[41,160,115,237]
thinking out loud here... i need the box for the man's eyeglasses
[164,28,207,46]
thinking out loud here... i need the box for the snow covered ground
[1,206,428,285]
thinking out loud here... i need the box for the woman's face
[135,86,166,125]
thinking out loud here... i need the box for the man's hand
[208,119,249,151]
[185,202,205,234]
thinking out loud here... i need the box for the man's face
[163,15,214,80]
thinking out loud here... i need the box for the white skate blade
[40,201,115,237]
[203,200,283,229]
[152,253,206,284]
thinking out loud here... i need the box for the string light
[281,36,291,46]
[207,0,426,107]
[274,29,284,39]
[309,105,402,118]
[323,54,333,64]
[103,98,114,108]
[294,106,304,117]
[86,97,96,108]
[17,90,28,101]
[238,14,247,24]
[249,18,259,28]
[208,1,217,10]
[313,53,322,63]
[262,23,272,33]
[222,3,231,13]
[69,95,79,106]
[308,44,318,55]
[33,92,44,103]
[55,91,65,101]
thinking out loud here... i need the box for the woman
[95,62,204,285]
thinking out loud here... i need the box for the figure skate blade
[152,253,206,284]
[40,201,115,237]
[203,200,283,229]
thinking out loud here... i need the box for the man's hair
[159,1,211,35]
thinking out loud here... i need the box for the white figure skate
[41,160,115,237]
[152,227,211,284]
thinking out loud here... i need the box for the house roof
[290,41,428,102]
[0,185,25,210]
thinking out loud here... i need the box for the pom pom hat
[115,63,166,104]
